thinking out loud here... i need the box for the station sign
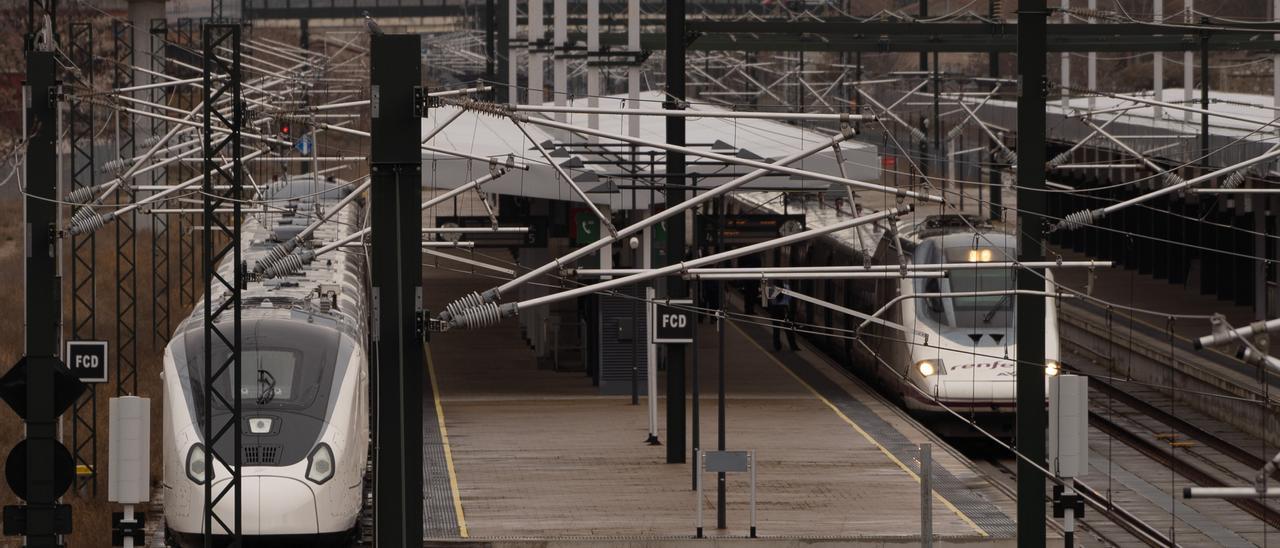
[653,299,695,344]
[434,216,548,248]
[570,207,600,246]
[66,340,109,383]
[698,214,806,246]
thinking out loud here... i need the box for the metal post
[1184,0,1194,123]
[1060,0,1070,112]
[691,281,700,489]
[586,0,600,136]
[506,0,517,104]
[918,0,928,70]
[1153,0,1163,119]
[696,450,704,538]
[988,0,1002,221]
[664,0,688,466]
[528,0,544,105]
[201,23,243,545]
[1087,0,1097,110]
[627,0,639,137]
[485,0,496,87]
[646,264,659,444]
[1200,17,1211,163]
[717,197,727,530]
[854,51,862,133]
[932,51,941,183]
[921,443,933,547]
[369,33,425,547]
[1016,0,1049,546]
[496,0,508,101]
[20,7,76,545]
[749,450,757,538]
[632,284,639,406]
[1062,485,1076,547]
[552,0,566,119]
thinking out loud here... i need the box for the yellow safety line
[425,346,469,538]
[731,322,989,537]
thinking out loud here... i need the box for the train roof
[176,175,368,341]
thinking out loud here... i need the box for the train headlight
[186,443,211,485]
[966,248,993,262]
[1045,360,1060,377]
[306,443,335,485]
[916,360,944,377]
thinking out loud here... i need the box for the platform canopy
[421,91,881,210]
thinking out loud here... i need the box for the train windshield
[183,319,340,415]
[945,268,1014,326]
[917,238,1016,328]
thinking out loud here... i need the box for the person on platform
[767,282,799,352]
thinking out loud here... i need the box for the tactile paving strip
[738,322,1018,538]
[423,358,461,539]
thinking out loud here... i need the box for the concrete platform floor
[422,262,1022,546]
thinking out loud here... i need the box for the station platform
[419,256,1024,546]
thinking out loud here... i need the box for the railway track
[769,272,1279,544]
[1056,302,1280,544]
[780,294,1181,547]
[981,456,1175,547]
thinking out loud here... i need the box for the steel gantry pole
[664,0,688,466]
[67,20,98,496]
[201,23,243,546]
[113,19,138,398]
[369,33,425,547]
[149,17,172,351]
[1016,0,1049,545]
[177,19,198,309]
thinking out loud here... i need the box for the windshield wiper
[982,294,1010,324]
[254,371,275,404]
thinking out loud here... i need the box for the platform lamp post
[369,32,425,547]
[1015,0,1050,546]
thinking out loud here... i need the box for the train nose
[938,379,1015,405]
[209,475,319,534]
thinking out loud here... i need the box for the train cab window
[241,350,299,403]
[185,318,340,417]
[913,235,1016,328]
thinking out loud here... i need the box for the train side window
[925,278,944,314]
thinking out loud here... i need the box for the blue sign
[294,134,314,155]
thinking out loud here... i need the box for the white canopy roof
[421,91,881,210]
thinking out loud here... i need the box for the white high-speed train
[863,214,1061,436]
[747,208,1061,437]
[161,176,369,547]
